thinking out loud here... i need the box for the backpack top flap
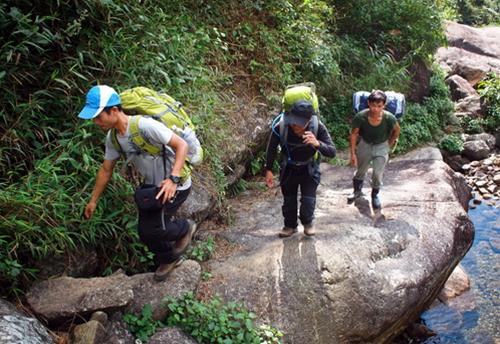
[282,84,319,113]
[352,90,406,119]
[120,87,194,130]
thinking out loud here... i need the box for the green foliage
[123,304,164,342]
[453,0,500,26]
[331,0,446,62]
[165,292,283,344]
[439,134,464,154]
[186,236,215,262]
[201,271,213,281]
[477,73,500,131]
[322,97,352,150]
[228,179,249,197]
[0,124,152,293]
[460,116,484,134]
[395,71,453,153]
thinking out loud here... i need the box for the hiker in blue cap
[79,85,197,281]
[347,90,400,209]
[265,92,336,238]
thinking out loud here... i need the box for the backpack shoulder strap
[110,128,124,157]
[129,116,162,155]
[310,115,318,136]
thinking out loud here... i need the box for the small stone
[473,198,482,205]
[471,161,480,167]
[493,174,500,185]
[462,164,471,171]
[479,188,489,195]
[483,193,493,200]
[475,180,488,187]
[483,159,493,166]
[90,311,108,326]
[488,185,497,194]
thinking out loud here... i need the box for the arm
[349,127,360,167]
[312,123,336,158]
[84,159,117,219]
[388,121,400,147]
[265,131,280,188]
[156,133,188,204]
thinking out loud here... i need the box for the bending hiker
[347,90,400,209]
[265,84,336,237]
[79,85,197,281]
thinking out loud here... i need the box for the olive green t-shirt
[352,109,397,144]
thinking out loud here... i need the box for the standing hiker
[79,85,197,281]
[347,90,400,209]
[265,84,336,237]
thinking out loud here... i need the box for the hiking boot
[154,259,180,282]
[172,219,197,256]
[303,223,315,236]
[279,227,298,238]
[347,179,364,204]
[371,188,381,209]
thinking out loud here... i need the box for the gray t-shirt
[104,116,191,190]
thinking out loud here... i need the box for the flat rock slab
[205,148,474,344]
[27,260,201,324]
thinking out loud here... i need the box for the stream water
[420,202,499,343]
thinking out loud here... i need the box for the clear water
[420,203,500,343]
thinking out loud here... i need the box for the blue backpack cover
[353,91,406,119]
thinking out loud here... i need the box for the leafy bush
[477,73,500,132]
[165,292,283,344]
[123,304,164,342]
[332,0,446,62]
[453,0,500,26]
[461,116,484,134]
[0,125,149,294]
[395,71,453,153]
[186,236,216,262]
[439,134,464,154]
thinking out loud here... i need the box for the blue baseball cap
[78,85,121,119]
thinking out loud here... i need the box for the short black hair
[368,90,387,104]
[102,104,122,113]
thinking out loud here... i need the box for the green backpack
[282,82,319,114]
[112,87,203,180]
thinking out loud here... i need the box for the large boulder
[444,21,500,59]
[0,299,54,344]
[445,74,478,101]
[465,133,497,151]
[204,147,474,343]
[436,22,500,84]
[462,140,491,161]
[454,95,486,117]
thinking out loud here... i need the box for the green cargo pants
[353,139,390,189]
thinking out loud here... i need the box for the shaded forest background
[0,0,499,295]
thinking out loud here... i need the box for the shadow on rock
[278,235,333,344]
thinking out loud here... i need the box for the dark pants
[280,166,319,229]
[138,187,190,265]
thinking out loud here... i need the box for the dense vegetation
[1,0,464,296]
